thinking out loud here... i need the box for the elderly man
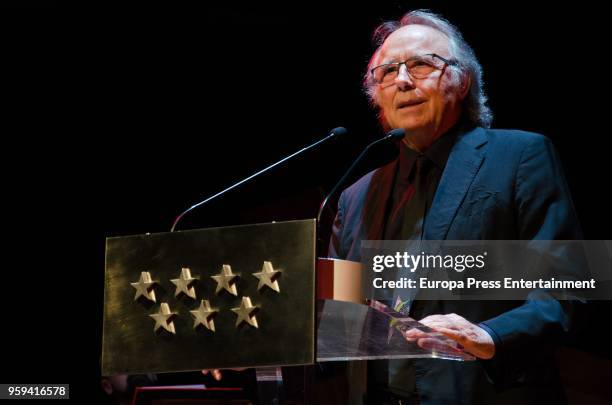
[329,10,581,405]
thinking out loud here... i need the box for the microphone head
[386,128,406,140]
[330,126,348,138]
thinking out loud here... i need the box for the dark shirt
[383,125,461,240]
[373,124,464,401]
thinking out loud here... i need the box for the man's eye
[383,65,399,74]
[410,60,430,67]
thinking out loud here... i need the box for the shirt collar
[397,120,473,176]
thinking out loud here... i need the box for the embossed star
[211,264,239,296]
[252,261,282,293]
[130,271,157,302]
[171,267,198,299]
[190,299,218,332]
[149,302,177,334]
[231,296,259,328]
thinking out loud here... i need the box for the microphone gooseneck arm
[316,128,406,224]
[316,128,406,254]
[170,127,348,232]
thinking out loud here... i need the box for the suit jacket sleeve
[328,190,346,259]
[479,134,583,387]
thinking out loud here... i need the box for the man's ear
[459,72,471,100]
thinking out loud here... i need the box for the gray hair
[364,10,493,128]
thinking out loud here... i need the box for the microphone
[170,127,348,232]
[316,128,405,249]
[382,128,407,142]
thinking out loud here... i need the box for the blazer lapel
[424,127,488,240]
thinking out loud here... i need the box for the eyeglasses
[370,53,458,85]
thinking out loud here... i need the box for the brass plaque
[102,219,315,375]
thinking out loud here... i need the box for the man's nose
[395,64,415,91]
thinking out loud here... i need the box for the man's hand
[201,368,247,381]
[404,313,496,359]
[201,369,223,381]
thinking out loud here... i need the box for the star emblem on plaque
[211,264,239,296]
[231,296,259,328]
[170,267,198,299]
[130,271,157,302]
[127,261,288,335]
[190,299,218,332]
[149,302,178,334]
[252,261,282,293]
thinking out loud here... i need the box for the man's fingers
[419,315,445,324]
[419,317,456,329]
[201,369,223,381]
[416,337,463,354]
[403,327,429,341]
[435,327,466,343]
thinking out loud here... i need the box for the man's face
[373,25,467,148]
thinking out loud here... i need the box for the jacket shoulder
[482,128,551,148]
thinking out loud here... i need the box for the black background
[1,1,611,402]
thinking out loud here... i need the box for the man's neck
[401,117,462,152]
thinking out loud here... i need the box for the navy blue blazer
[329,126,582,404]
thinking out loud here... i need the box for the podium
[102,219,473,404]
